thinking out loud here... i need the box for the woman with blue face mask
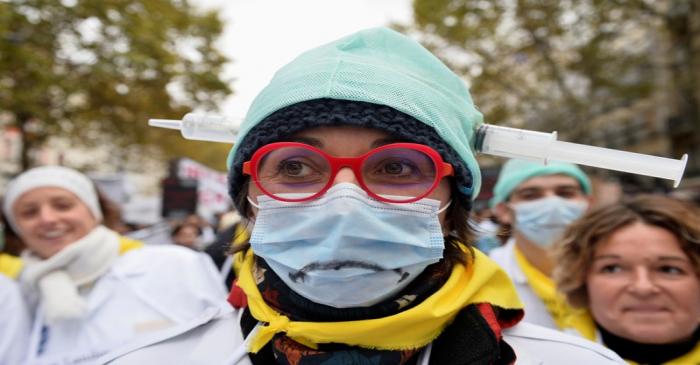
[100,27,623,365]
[489,159,594,334]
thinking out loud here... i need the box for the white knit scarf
[20,225,120,324]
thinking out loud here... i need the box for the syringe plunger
[148,113,238,143]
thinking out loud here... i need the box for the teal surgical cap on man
[490,159,592,207]
[227,27,485,200]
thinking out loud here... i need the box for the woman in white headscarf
[2,165,230,365]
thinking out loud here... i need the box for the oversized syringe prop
[150,114,688,187]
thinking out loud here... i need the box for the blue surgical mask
[511,196,587,247]
[248,183,447,308]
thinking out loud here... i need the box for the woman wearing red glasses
[102,27,623,365]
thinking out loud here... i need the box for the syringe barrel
[181,113,237,143]
[475,123,688,187]
[476,124,556,163]
[549,141,687,187]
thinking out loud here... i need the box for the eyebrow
[371,137,405,148]
[286,137,405,150]
[592,254,690,262]
[288,136,322,147]
[592,254,622,261]
[514,184,581,194]
[657,256,691,262]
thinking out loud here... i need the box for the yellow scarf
[236,247,524,353]
[513,246,597,340]
[117,236,144,254]
[0,236,142,280]
[0,253,23,279]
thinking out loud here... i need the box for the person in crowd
[100,27,623,364]
[553,194,700,364]
[0,274,30,365]
[2,165,230,364]
[185,213,217,248]
[470,201,502,254]
[171,222,203,250]
[488,159,593,332]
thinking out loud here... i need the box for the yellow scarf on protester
[236,247,524,353]
[118,236,144,254]
[0,253,23,279]
[513,246,597,340]
[0,236,142,280]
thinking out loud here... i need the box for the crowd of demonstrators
[101,27,623,364]
[0,166,230,364]
[488,159,593,332]
[553,195,700,364]
[0,27,696,365]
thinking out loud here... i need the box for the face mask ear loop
[247,195,261,209]
[437,199,452,214]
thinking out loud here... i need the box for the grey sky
[192,0,412,122]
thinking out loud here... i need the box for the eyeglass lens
[255,146,438,200]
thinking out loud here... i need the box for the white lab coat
[22,245,231,365]
[489,239,559,330]
[0,274,31,365]
[98,306,625,365]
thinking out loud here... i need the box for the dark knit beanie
[228,98,473,213]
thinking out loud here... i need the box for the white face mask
[510,196,588,247]
[248,183,446,308]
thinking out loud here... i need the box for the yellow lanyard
[514,246,597,340]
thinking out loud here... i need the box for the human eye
[598,264,623,274]
[512,189,543,201]
[276,158,323,181]
[556,187,583,199]
[53,199,76,211]
[658,265,687,276]
[368,157,425,183]
[17,206,38,219]
[380,159,415,176]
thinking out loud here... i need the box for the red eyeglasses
[243,142,454,203]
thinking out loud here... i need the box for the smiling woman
[553,194,700,364]
[2,166,230,364]
[11,186,99,259]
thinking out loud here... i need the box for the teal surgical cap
[490,159,592,207]
[227,27,484,198]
